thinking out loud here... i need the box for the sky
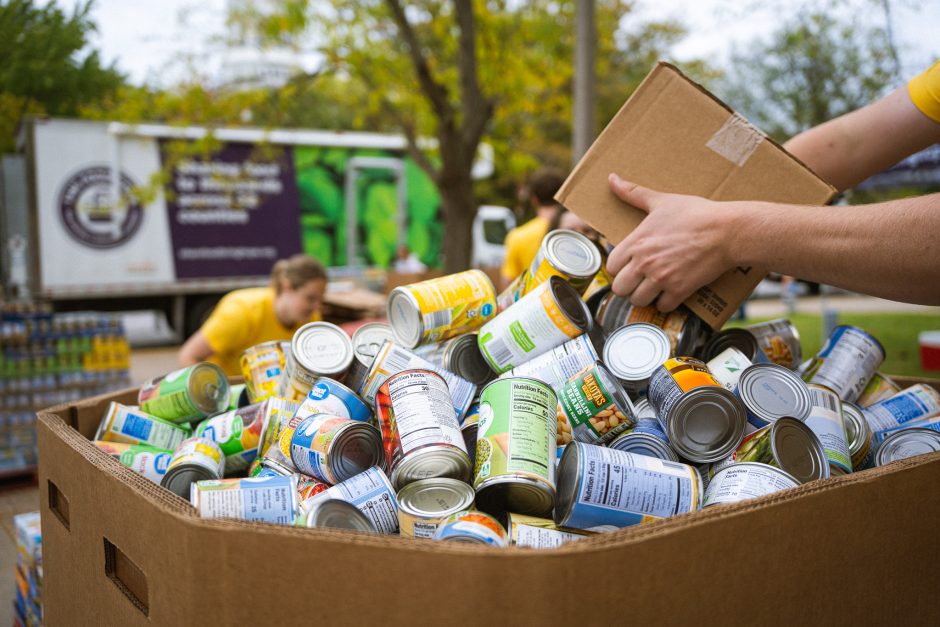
[60,0,940,88]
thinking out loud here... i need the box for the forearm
[730,194,940,304]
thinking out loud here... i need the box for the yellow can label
[540,287,580,338]
[663,357,720,392]
[406,270,497,343]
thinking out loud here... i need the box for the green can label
[475,379,557,487]
[139,366,203,420]
[559,365,635,445]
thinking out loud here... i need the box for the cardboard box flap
[556,62,836,329]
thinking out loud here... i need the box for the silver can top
[702,327,762,363]
[351,322,394,367]
[475,473,556,519]
[329,421,385,484]
[769,417,830,483]
[542,229,602,280]
[391,445,472,492]
[737,363,813,423]
[875,427,940,466]
[603,323,671,383]
[304,498,376,533]
[667,387,747,463]
[292,322,354,376]
[607,431,678,462]
[387,288,423,349]
[840,402,870,456]
[447,333,496,386]
[632,397,657,422]
[397,477,476,519]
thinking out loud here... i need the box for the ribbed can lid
[603,323,671,382]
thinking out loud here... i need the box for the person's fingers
[629,276,662,308]
[608,174,660,214]
[655,289,686,314]
[610,258,643,298]
[606,240,631,277]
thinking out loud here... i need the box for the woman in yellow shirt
[178,254,328,375]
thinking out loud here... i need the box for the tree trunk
[437,170,476,273]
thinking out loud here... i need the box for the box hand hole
[103,537,150,617]
[47,481,70,530]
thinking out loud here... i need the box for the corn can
[256,396,301,459]
[160,437,226,498]
[194,402,267,475]
[240,340,287,403]
[289,413,384,485]
[278,322,354,402]
[138,363,229,422]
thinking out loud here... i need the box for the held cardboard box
[556,62,837,330]
[37,378,940,626]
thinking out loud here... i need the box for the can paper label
[707,348,753,392]
[559,365,635,444]
[405,270,496,344]
[856,373,902,408]
[139,366,203,420]
[874,416,940,445]
[193,476,296,524]
[241,342,285,402]
[647,357,718,427]
[101,403,189,450]
[168,437,225,477]
[94,442,172,484]
[863,385,940,433]
[257,397,301,459]
[803,326,884,402]
[311,467,399,533]
[500,334,599,393]
[805,387,852,473]
[290,414,351,484]
[703,464,798,506]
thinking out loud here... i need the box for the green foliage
[0,0,124,151]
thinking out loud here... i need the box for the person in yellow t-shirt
[604,61,940,310]
[178,254,328,375]
[500,168,566,288]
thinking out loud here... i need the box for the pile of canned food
[89,229,940,548]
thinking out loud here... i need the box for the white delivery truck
[0,118,508,337]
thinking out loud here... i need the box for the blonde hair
[271,254,327,294]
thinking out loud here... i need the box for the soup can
[375,369,471,490]
[497,229,602,310]
[862,384,940,433]
[874,427,940,466]
[607,431,678,462]
[397,478,476,539]
[256,396,301,459]
[478,276,591,375]
[702,462,800,507]
[726,417,829,483]
[240,340,287,403]
[160,437,226,498]
[706,347,753,392]
[498,332,603,394]
[603,323,671,397]
[278,322,354,401]
[92,441,173,484]
[701,328,770,365]
[647,357,747,463]
[94,401,190,451]
[296,378,372,423]
[344,322,395,396]
[289,413,384,485]
[414,333,495,386]
[841,401,876,471]
[138,363,229,422]
[388,269,497,348]
[746,318,802,369]
[502,513,592,548]
[303,466,400,534]
[431,510,509,547]
[191,475,298,524]
[194,402,267,475]
[734,363,813,430]
[856,372,903,408]
[803,325,885,403]
[805,384,852,475]
[474,378,558,517]
[554,442,702,530]
[303,499,377,533]
[462,404,480,470]
[558,362,637,445]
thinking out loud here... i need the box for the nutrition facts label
[503,334,598,392]
[808,327,883,401]
[513,524,584,549]
[704,465,798,506]
[387,372,466,456]
[507,381,556,481]
[806,387,851,471]
[196,478,295,524]
[578,446,695,518]
[320,468,399,534]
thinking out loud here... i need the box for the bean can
[194,402,267,475]
[388,269,497,348]
[557,362,637,445]
[498,332,603,393]
[289,413,384,485]
[138,363,230,422]
[603,323,671,397]
[397,478,476,539]
[160,437,226,498]
[702,462,800,507]
[94,401,190,450]
[803,325,885,403]
[554,442,702,530]
[746,318,802,369]
[431,510,509,546]
[240,340,287,403]
[303,466,400,534]
[92,441,173,484]
[375,370,471,490]
[478,276,591,375]
[191,475,298,524]
[278,322,354,401]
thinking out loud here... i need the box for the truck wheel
[184,295,221,339]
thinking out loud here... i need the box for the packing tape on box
[706,113,765,167]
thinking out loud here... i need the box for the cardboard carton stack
[12,511,42,627]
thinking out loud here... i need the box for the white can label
[703,465,798,507]
[311,467,400,534]
[512,523,584,549]
[500,334,599,392]
[707,347,753,392]
[805,386,852,472]
[863,385,940,432]
[387,372,467,456]
[193,477,296,524]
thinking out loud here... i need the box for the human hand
[605,173,739,312]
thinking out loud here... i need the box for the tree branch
[454,0,494,165]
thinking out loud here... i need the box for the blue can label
[300,379,372,422]
[121,412,153,440]
[191,476,298,524]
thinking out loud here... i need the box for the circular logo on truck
[58,166,143,248]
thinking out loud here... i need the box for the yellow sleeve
[501,229,525,280]
[201,291,257,357]
[909,61,940,123]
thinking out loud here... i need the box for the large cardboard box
[37,377,940,626]
[556,63,837,329]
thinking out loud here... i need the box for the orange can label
[662,357,720,392]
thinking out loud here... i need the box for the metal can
[497,229,602,310]
[431,510,509,546]
[875,416,940,446]
[397,478,476,539]
[228,384,249,410]
[862,384,940,433]
[499,332,603,393]
[289,413,384,485]
[297,378,372,423]
[727,417,829,483]
[344,322,394,396]
[94,401,190,450]
[240,340,287,403]
[603,323,671,397]
[856,371,903,408]
[502,513,592,548]
[251,457,295,478]
[734,363,813,431]
[594,290,632,336]
[702,462,800,507]
[358,340,476,421]
[388,269,497,348]
[256,396,301,459]
[138,363,230,422]
[554,442,702,529]
[194,402,267,475]
[474,378,558,517]
[462,404,479,470]
[623,304,709,357]
[647,357,747,463]
[296,475,330,502]
[303,499,376,533]
[278,322,354,402]
[805,384,852,475]
[160,437,226,498]
[414,333,495,387]
[302,466,400,534]
[875,427,940,466]
[746,318,802,369]
[478,276,591,375]
[375,370,471,490]
[803,325,885,403]
[92,441,173,484]
[607,431,678,462]
[191,476,298,524]
[701,328,770,365]
[706,347,753,392]
[841,401,876,471]
[558,362,637,445]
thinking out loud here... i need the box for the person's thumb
[608,173,658,213]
